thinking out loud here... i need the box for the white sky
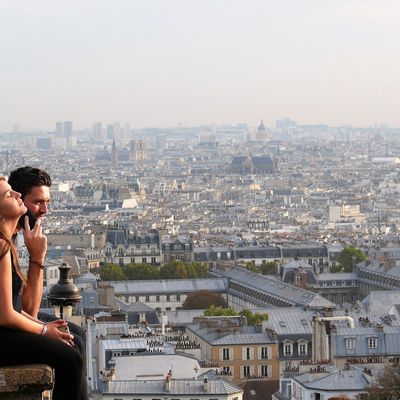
[1,0,399,131]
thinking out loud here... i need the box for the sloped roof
[105,377,242,395]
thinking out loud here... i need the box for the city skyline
[1,0,400,131]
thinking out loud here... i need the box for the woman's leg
[0,328,83,400]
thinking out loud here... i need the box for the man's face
[23,185,51,218]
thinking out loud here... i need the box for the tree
[182,290,227,309]
[336,246,366,272]
[246,261,260,273]
[159,260,186,279]
[260,261,277,275]
[204,305,239,316]
[123,263,159,280]
[97,264,125,281]
[240,309,269,325]
[364,365,400,400]
[186,262,208,278]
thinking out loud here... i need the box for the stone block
[0,364,53,399]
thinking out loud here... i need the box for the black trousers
[38,312,88,400]
[0,327,83,400]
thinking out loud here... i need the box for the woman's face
[0,180,27,220]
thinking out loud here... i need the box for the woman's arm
[0,248,73,345]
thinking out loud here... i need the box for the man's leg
[38,312,88,400]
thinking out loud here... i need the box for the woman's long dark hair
[0,177,27,283]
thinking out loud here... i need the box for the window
[284,343,293,356]
[222,348,230,360]
[243,365,251,377]
[352,280,356,285]
[151,247,155,254]
[368,338,377,349]
[261,346,269,359]
[156,295,160,302]
[261,365,270,377]
[222,366,231,374]
[166,295,170,301]
[342,280,346,286]
[142,257,147,263]
[245,347,251,360]
[299,343,307,355]
[346,338,356,349]
[176,294,181,301]
[151,257,156,264]
[130,257,135,264]
[332,281,337,286]
[145,296,150,302]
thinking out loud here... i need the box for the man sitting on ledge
[8,167,87,400]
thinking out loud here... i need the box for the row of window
[123,294,183,303]
[117,257,158,265]
[283,342,308,356]
[221,346,272,361]
[345,337,377,349]
[321,280,357,286]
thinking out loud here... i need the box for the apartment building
[186,317,279,385]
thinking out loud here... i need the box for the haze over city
[1,0,400,131]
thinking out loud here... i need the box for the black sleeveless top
[11,254,23,313]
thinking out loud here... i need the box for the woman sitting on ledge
[0,177,84,400]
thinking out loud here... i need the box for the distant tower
[63,121,73,147]
[113,122,121,139]
[106,124,114,140]
[56,122,63,136]
[111,139,118,168]
[129,140,147,161]
[92,122,103,141]
[255,120,269,143]
[124,123,131,139]
[156,134,167,154]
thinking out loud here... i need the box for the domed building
[255,120,269,143]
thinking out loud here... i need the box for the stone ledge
[0,364,53,399]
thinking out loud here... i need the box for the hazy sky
[1,0,400,131]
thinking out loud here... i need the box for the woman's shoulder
[0,237,11,261]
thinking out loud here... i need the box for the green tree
[240,309,269,325]
[97,264,125,280]
[186,262,208,278]
[123,263,159,280]
[336,246,366,272]
[182,290,227,309]
[159,260,186,279]
[204,305,239,316]
[246,261,260,273]
[364,365,400,399]
[260,261,277,275]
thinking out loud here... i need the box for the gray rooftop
[110,278,228,295]
[212,265,335,308]
[294,368,375,392]
[104,378,242,395]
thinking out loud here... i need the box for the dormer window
[368,337,378,349]
[346,337,356,349]
[283,341,293,356]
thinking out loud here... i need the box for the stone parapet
[0,364,53,400]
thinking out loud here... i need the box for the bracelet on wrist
[29,259,45,269]
[40,324,48,335]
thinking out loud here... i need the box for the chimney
[203,377,208,392]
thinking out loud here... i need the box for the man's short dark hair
[8,166,52,199]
